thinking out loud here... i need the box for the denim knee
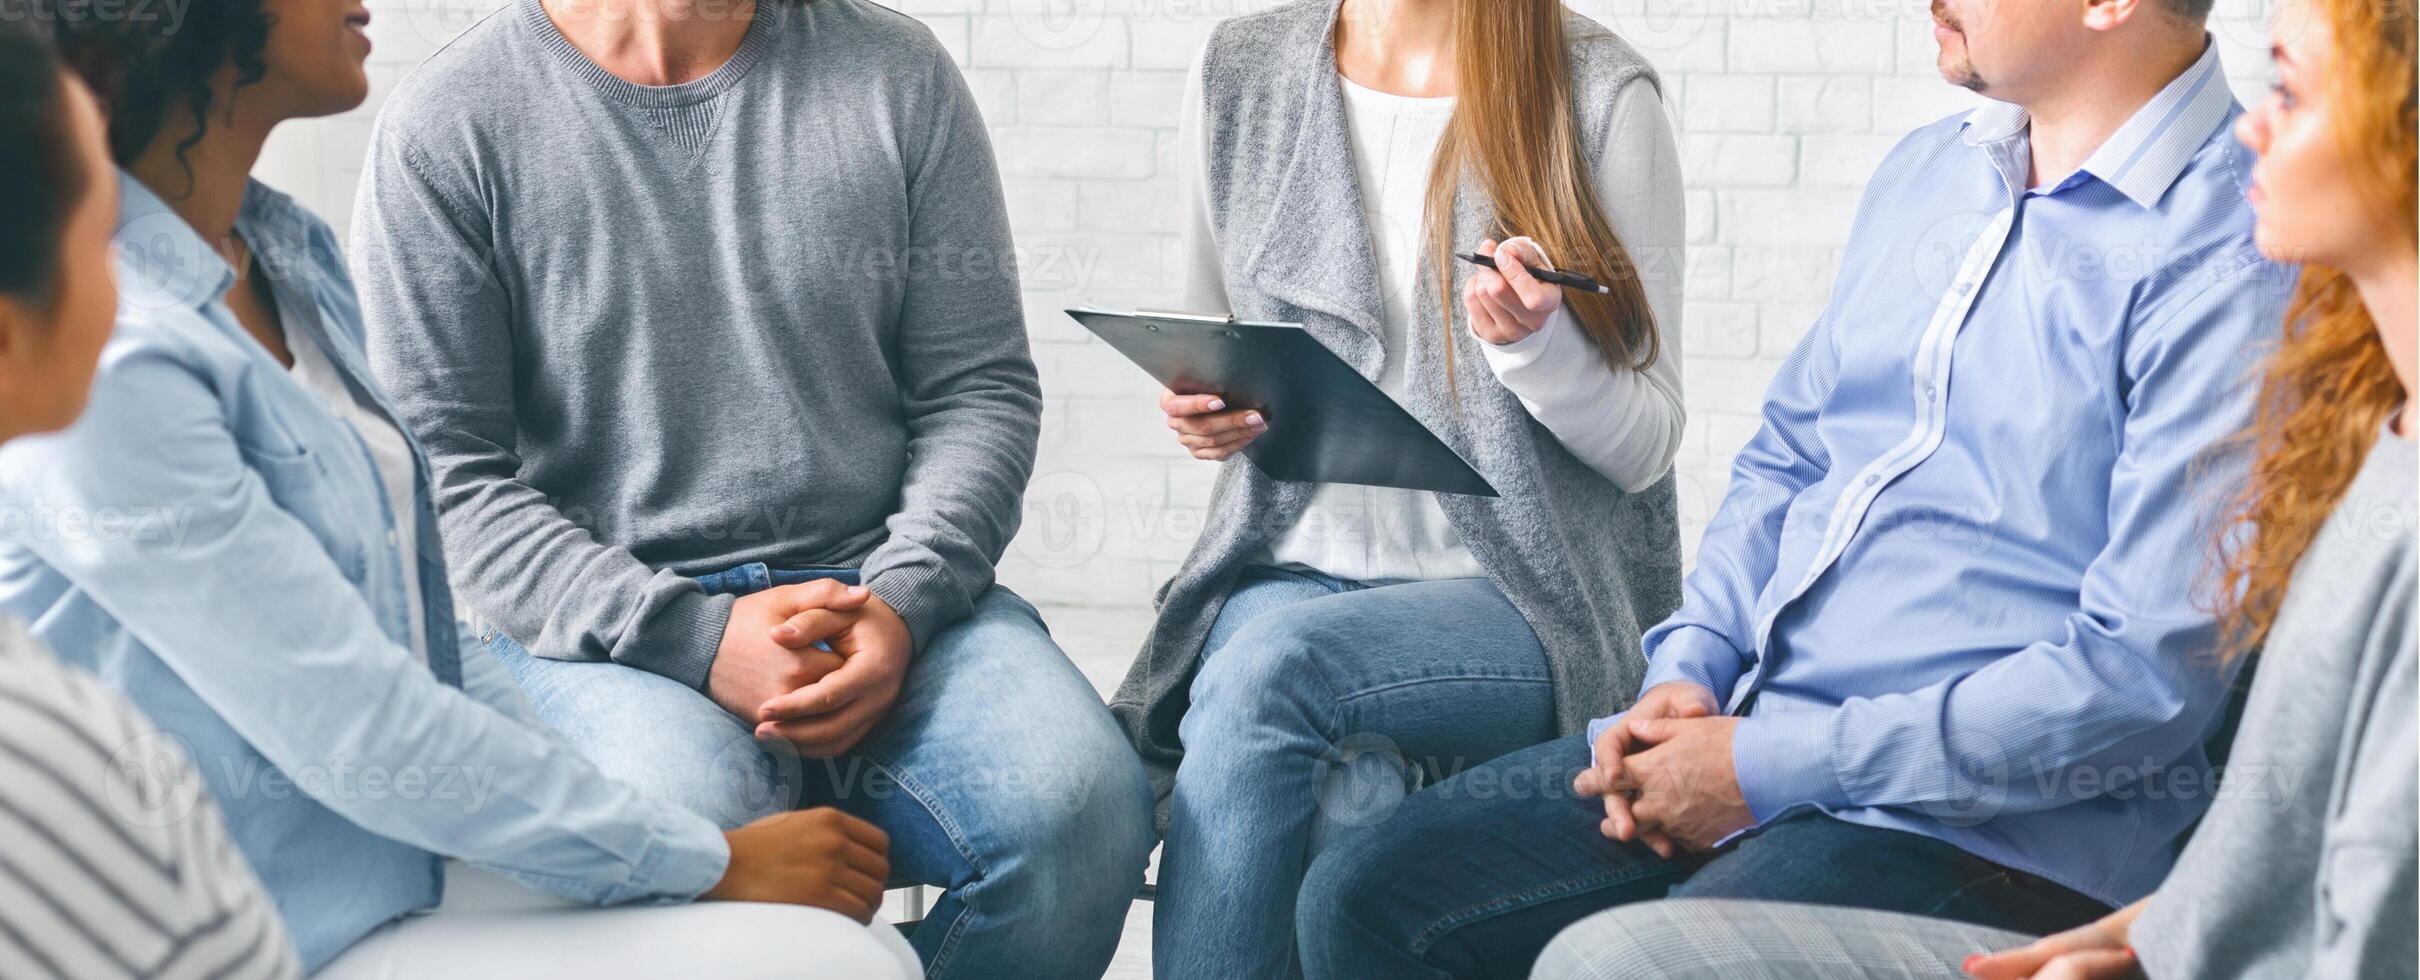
[617,721,795,830]
[980,735,1156,915]
[491,634,790,830]
[1296,825,1428,967]
[1184,613,1338,738]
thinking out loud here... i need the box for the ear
[0,296,29,363]
[2081,0,2148,31]
[0,296,30,434]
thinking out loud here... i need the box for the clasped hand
[705,578,912,758]
[1571,681,1754,857]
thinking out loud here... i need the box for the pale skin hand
[1463,237,1565,345]
[1617,715,1755,852]
[1161,236,1556,454]
[1573,681,1719,859]
[705,579,869,722]
[753,593,912,758]
[1160,388,1267,461]
[706,807,891,923]
[1964,900,2145,980]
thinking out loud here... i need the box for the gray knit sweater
[352,0,1038,687]
[1112,0,1685,817]
[2134,428,2416,979]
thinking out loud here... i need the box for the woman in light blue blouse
[5,3,912,977]
[0,22,299,979]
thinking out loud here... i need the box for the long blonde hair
[2211,0,2417,659]
[1422,0,1659,392]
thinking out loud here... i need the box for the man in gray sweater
[350,2,1153,976]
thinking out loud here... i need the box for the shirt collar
[112,171,316,315]
[1959,37,2235,208]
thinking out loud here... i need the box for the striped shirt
[0,619,300,980]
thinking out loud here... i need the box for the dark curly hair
[40,0,272,187]
[0,19,87,307]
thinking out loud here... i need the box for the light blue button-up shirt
[0,175,728,970]
[1596,42,2294,905]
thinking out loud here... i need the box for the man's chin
[1938,53,1986,92]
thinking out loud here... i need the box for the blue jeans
[1156,566,1559,980]
[487,565,1155,980]
[1294,734,2114,980]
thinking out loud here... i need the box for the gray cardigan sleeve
[2312,612,2418,978]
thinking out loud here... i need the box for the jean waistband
[691,562,861,597]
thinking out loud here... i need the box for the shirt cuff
[1640,625,1749,701]
[619,804,730,904]
[1731,707,1852,823]
[1474,305,1569,362]
[1584,710,1628,768]
[622,588,735,692]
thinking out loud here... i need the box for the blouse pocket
[232,433,312,467]
[229,397,318,468]
[233,437,371,582]
[233,435,320,490]
[233,433,318,483]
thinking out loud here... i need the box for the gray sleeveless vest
[1110,0,1684,820]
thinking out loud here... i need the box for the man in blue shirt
[1291,0,2295,975]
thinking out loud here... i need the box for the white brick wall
[265,0,2282,608]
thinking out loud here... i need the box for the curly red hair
[2211,0,2418,659]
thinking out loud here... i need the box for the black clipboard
[1067,308,1498,497]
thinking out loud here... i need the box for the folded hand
[705,579,866,722]
[1574,681,1719,858]
[1612,714,1752,853]
[753,593,912,758]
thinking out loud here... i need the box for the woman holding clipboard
[1108,0,1689,975]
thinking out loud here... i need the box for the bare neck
[125,73,273,245]
[540,0,758,86]
[1335,0,1456,97]
[2351,254,2420,436]
[2020,32,2206,189]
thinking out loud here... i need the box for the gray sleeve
[851,49,1043,647]
[2312,603,2418,978]
[350,118,734,689]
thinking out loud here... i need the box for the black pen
[1456,252,1613,295]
